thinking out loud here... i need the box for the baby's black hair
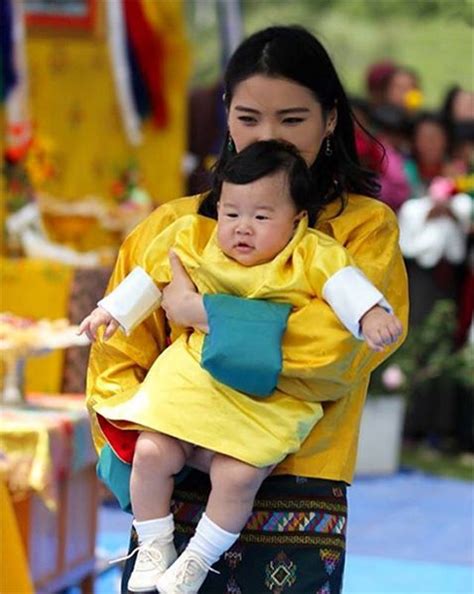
[208,140,319,226]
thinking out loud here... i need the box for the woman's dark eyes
[237,116,304,125]
[283,117,305,124]
[255,215,269,220]
[226,213,238,218]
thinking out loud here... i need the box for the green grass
[401,445,474,482]
[186,1,473,109]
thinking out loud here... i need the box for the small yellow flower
[455,174,474,194]
[404,89,423,111]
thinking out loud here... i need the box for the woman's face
[386,71,418,108]
[227,75,336,166]
[452,90,474,121]
[414,121,448,165]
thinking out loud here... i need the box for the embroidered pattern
[127,478,347,594]
[320,549,341,576]
[224,543,244,593]
[171,491,347,549]
[172,477,347,591]
[316,582,331,594]
[265,551,297,592]
[175,523,344,548]
[225,576,242,594]
[246,511,346,534]
[224,545,243,570]
[174,488,347,513]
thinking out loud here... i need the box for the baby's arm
[79,267,162,341]
[310,237,403,351]
[359,305,403,352]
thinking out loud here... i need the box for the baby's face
[217,171,303,266]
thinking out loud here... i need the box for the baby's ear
[293,210,307,226]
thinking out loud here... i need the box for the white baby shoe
[127,538,177,592]
[155,549,218,593]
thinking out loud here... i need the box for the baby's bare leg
[207,454,273,533]
[130,431,193,520]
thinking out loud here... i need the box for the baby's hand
[78,306,119,342]
[360,306,403,352]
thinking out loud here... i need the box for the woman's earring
[324,136,333,157]
[227,135,235,153]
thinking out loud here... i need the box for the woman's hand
[161,250,209,332]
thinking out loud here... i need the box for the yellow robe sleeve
[279,203,407,402]
[142,214,217,286]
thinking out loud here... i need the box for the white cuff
[322,266,393,339]
[98,266,162,335]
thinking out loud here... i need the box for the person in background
[350,96,384,173]
[86,26,408,594]
[399,106,472,451]
[442,86,474,123]
[186,81,227,195]
[365,61,422,114]
[382,66,422,112]
[405,112,451,196]
[441,86,474,176]
[365,60,397,109]
[371,104,412,212]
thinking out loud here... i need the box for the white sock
[133,514,174,544]
[186,513,240,566]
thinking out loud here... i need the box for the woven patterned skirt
[121,471,347,594]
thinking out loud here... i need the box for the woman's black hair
[214,139,318,226]
[440,87,474,148]
[441,85,462,125]
[199,25,380,222]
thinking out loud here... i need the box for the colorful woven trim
[172,486,347,549]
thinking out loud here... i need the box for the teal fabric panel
[96,445,191,514]
[97,444,133,513]
[201,294,291,397]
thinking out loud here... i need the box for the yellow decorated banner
[25,0,191,204]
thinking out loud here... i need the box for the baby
[82,141,402,593]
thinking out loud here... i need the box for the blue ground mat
[346,471,473,593]
[84,471,473,594]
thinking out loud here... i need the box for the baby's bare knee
[211,455,267,495]
[133,431,186,474]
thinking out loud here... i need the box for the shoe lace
[176,553,219,587]
[109,539,165,567]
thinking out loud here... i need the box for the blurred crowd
[353,63,473,454]
[185,63,474,454]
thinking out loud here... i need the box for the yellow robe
[87,193,409,482]
[93,215,357,466]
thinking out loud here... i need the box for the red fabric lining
[97,414,138,463]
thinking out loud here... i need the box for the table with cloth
[0,393,98,593]
[0,258,111,394]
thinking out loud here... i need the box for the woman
[405,112,451,196]
[87,26,408,593]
